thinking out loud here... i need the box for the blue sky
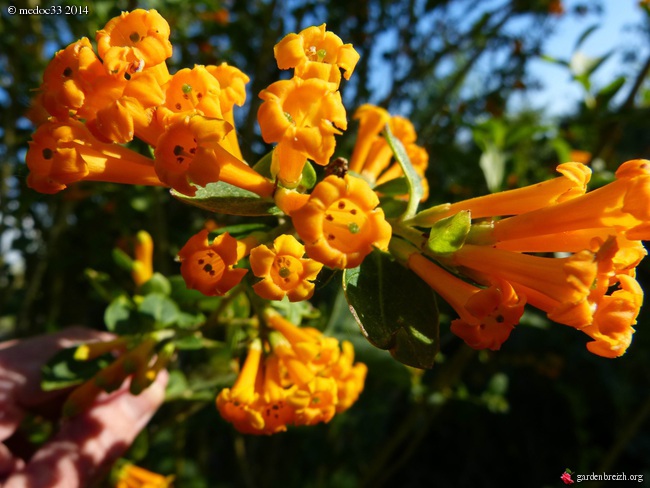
[525,0,647,116]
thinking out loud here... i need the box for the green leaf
[383,125,423,220]
[378,196,408,219]
[171,181,280,216]
[41,347,113,391]
[595,76,626,108]
[174,333,222,350]
[112,248,134,272]
[342,250,439,369]
[252,150,273,178]
[140,272,172,295]
[104,295,135,333]
[427,210,471,255]
[138,293,180,328]
[373,177,409,195]
[299,160,317,190]
[574,24,599,51]
[478,143,506,192]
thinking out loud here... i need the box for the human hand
[0,327,168,488]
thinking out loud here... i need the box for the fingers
[2,371,168,488]
[0,327,114,409]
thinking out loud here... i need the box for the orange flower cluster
[258,24,357,188]
[26,9,273,198]
[397,159,649,358]
[216,311,367,435]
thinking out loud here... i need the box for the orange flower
[153,115,230,196]
[96,9,172,76]
[291,175,392,268]
[258,76,347,188]
[26,119,164,194]
[348,105,429,200]
[158,65,224,129]
[405,250,525,350]
[132,230,154,286]
[491,159,650,242]
[87,69,167,144]
[452,245,597,327]
[274,24,360,87]
[178,230,248,296]
[205,63,250,159]
[250,234,323,302]
[411,162,591,226]
[39,38,105,119]
[580,274,642,358]
[153,115,274,197]
[216,340,266,434]
[116,464,174,488]
[328,340,367,413]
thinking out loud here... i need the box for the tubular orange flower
[39,37,105,119]
[452,245,597,326]
[328,340,368,413]
[411,162,592,226]
[217,344,294,436]
[348,104,391,174]
[258,76,347,188]
[26,119,164,194]
[216,340,266,434]
[580,274,642,358]
[348,105,429,199]
[116,464,174,488]
[492,159,650,242]
[178,230,247,296]
[205,63,250,159]
[274,24,360,87]
[405,251,525,350]
[154,115,274,197]
[292,174,392,269]
[153,115,232,196]
[132,230,154,286]
[96,9,172,76]
[250,234,324,302]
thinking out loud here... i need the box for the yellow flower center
[271,255,304,289]
[193,250,227,282]
[323,198,368,253]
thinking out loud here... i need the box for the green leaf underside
[171,182,281,216]
[383,126,423,220]
[343,250,439,369]
[427,210,472,255]
[41,348,113,391]
[373,177,409,195]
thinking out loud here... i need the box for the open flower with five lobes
[39,37,106,119]
[177,230,248,296]
[258,76,347,188]
[274,23,360,88]
[96,9,172,76]
[291,174,392,268]
[154,115,274,197]
[250,234,324,302]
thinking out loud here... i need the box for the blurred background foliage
[1,0,650,486]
